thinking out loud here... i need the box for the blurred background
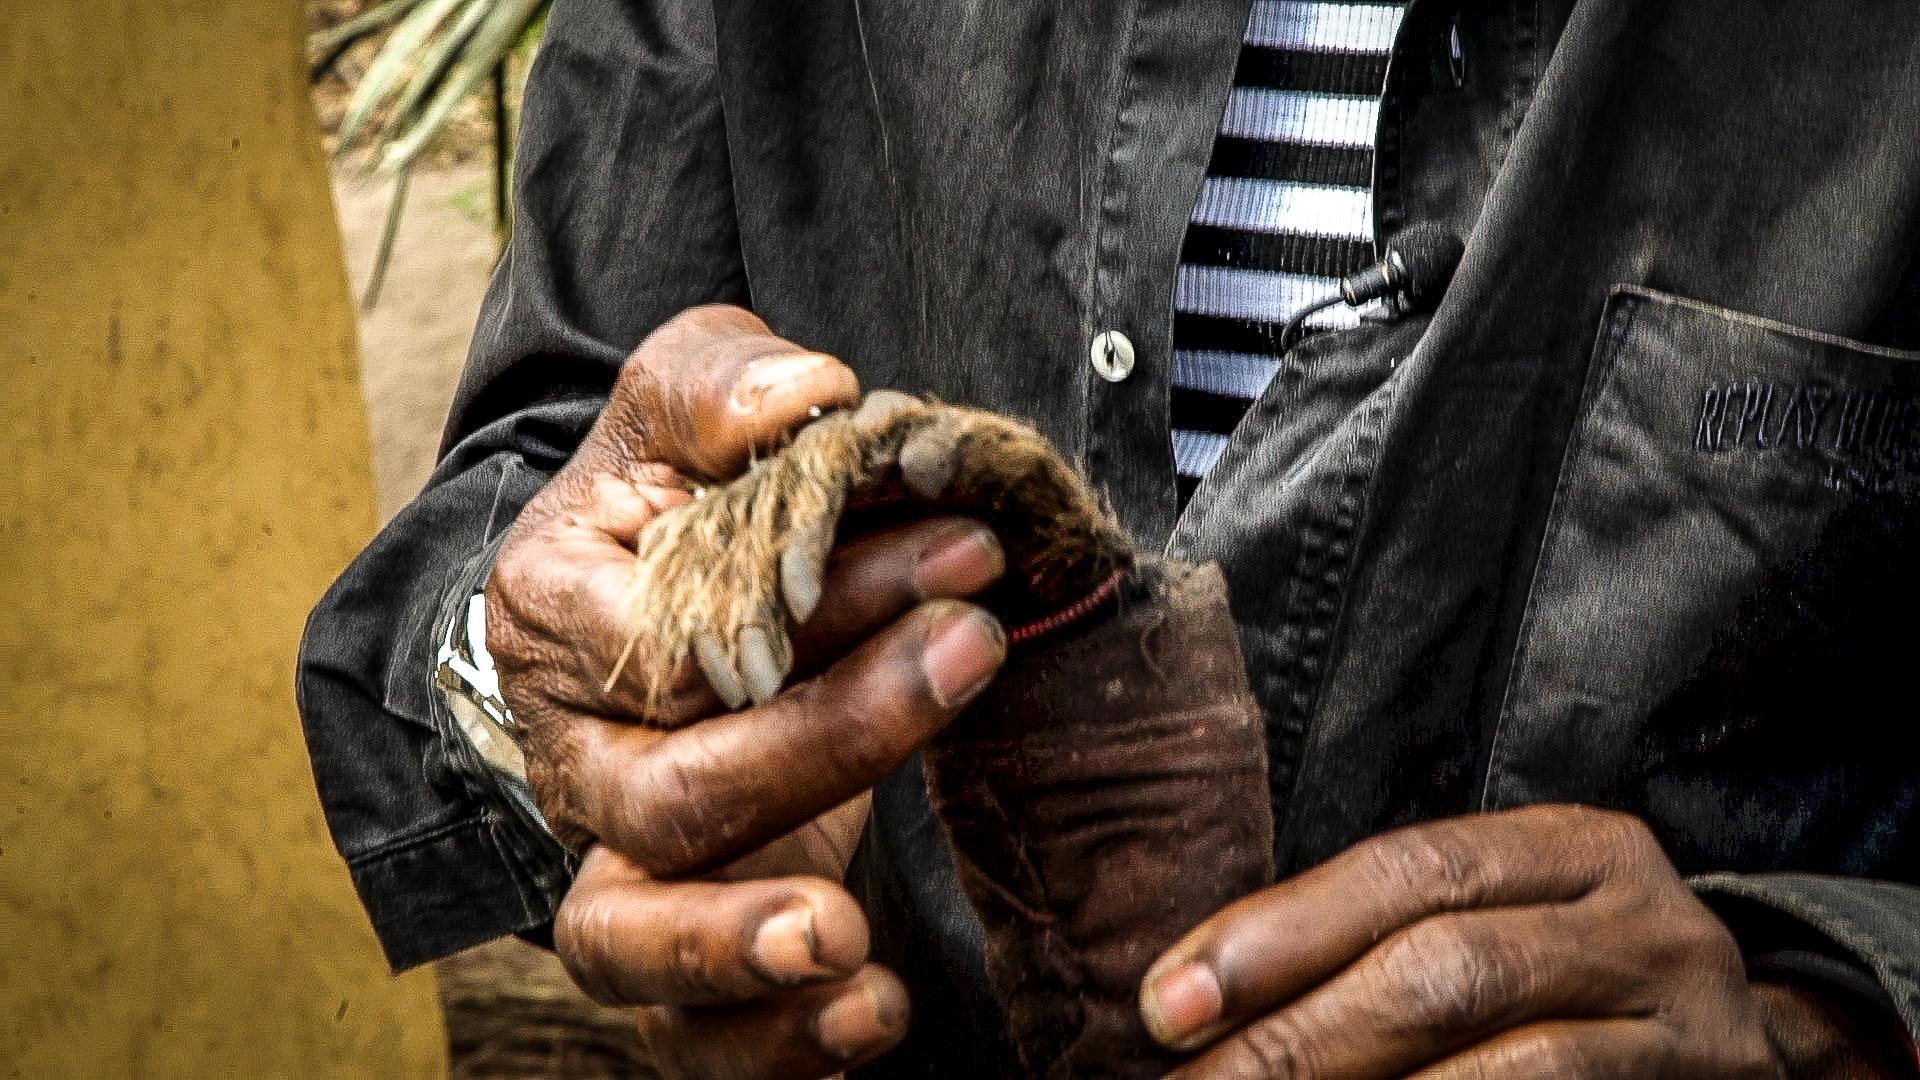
[2,1,651,1074]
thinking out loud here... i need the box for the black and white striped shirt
[1171,0,1407,502]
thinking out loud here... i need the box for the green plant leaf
[378,0,548,173]
[516,4,548,50]
[364,0,495,165]
[362,163,414,310]
[331,0,552,306]
[333,0,467,157]
[308,0,433,82]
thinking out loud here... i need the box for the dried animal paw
[613,391,1132,718]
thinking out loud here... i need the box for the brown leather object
[925,558,1276,1078]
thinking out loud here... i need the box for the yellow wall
[0,2,447,1075]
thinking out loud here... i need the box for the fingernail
[920,604,1005,708]
[731,353,828,413]
[1141,963,1222,1047]
[912,524,1004,598]
[815,982,905,1061]
[750,905,830,984]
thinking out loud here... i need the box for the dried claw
[854,389,919,427]
[780,516,834,624]
[694,629,750,711]
[737,624,793,705]
[899,421,961,499]
[621,396,1123,727]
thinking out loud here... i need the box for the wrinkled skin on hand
[485,305,1010,1076]
[1143,804,1900,1078]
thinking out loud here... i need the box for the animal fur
[612,391,1134,719]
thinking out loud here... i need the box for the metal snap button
[1089,330,1135,382]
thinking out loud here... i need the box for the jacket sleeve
[295,0,747,971]
[1691,873,1920,1049]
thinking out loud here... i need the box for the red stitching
[1006,570,1127,644]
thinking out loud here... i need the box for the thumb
[607,304,862,481]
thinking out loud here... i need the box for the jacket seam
[1497,0,1539,162]
[847,0,922,347]
[1270,371,1400,842]
[481,456,520,543]
[343,813,493,870]
[381,550,468,727]
[1370,0,1412,251]
[1479,292,1640,810]
[1082,0,1145,462]
[1693,874,1920,1028]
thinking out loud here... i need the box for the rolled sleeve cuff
[1691,871,1920,1050]
[350,812,567,971]
[363,531,576,970]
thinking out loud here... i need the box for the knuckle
[629,770,709,874]
[823,693,905,776]
[801,665,916,776]
[644,306,704,346]
[1382,917,1521,1033]
[1672,910,1746,987]
[632,1007,672,1058]
[630,736,752,875]
[623,314,686,378]
[663,910,730,1002]
[1743,1030,1781,1068]
[554,889,626,1006]
[1223,1014,1319,1079]
[660,301,749,340]
[1365,827,1490,910]
[484,558,540,648]
[1581,806,1661,865]
[486,537,530,597]
[1732,1035,1782,1079]
[482,556,571,684]
[1681,903,1739,956]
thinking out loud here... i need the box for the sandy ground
[332,163,497,521]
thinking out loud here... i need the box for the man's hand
[1139,805,1787,1078]
[486,305,1009,1076]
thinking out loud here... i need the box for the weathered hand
[485,306,1009,1077]
[1140,805,1789,1078]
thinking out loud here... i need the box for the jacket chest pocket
[1486,286,1920,878]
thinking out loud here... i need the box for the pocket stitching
[1612,285,1920,363]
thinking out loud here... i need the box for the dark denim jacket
[296,0,1920,1067]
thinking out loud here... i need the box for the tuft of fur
[611,392,1134,722]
